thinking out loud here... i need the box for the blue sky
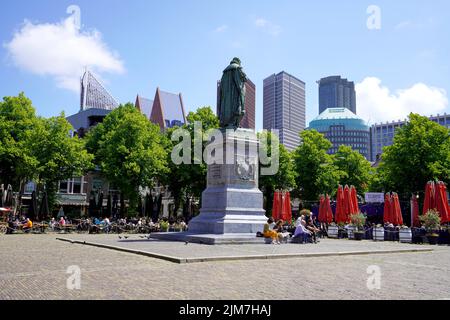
[1,0,449,129]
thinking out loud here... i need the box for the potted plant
[399,225,412,243]
[420,210,441,245]
[350,213,366,241]
[328,222,339,239]
[373,224,385,241]
[337,222,346,239]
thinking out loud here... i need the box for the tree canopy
[86,103,168,213]
[333,145,372,194]
[293,130,340,203]
[375,113,450,196]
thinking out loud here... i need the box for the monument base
[149,232,264,245]
[151,129,268,245]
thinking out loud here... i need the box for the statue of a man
[218,57,247,128]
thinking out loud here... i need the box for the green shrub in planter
[350,213,367,241]
[420,210,441,245]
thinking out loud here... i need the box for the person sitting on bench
[263,218,280,244]
[22,218,33,233]
[292,220,312,243]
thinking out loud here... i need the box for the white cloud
[214,25,228,33]
[356,77,448,124]
[4,16,124,93]
[254,17,281,36]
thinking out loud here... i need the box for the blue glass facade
[308,108,370,159]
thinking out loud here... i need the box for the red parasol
[392,193,403,226]
[411,194,420,228]
[423,181,437,214]
[325,195,334,224]
[383,193,392,224]
[318,195,325,223]
[336,185,347,224]
[343,185,351,222]
[436,182,450,224]
[272,191,280,221]
[350,186,359,214]
[281,192,292,223]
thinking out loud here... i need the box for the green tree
[258,131,296,213]
[161,106,219,218]
[333,145,372,194]
[0,93,39,189]
[293,130,340,205]
[376,113,450,196]
[30,114,93,210]
[86,104,167,214]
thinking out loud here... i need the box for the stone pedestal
[151,129,267,244]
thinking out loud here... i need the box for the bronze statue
[217,57,247,128]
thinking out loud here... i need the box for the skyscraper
[216,78,256,130]
[80,70,119,111]
[263,71,306,151]
[318,76,356,114]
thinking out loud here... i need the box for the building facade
[145,88,187,131]
[263,71,306,151]
[308,108,370,159]
[318,76,356,114]
[80,70,119,111]
[369,113,450,162]
[216,78,256,130]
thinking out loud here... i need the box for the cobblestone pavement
[1,234,449,300]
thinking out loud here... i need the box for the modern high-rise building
[263,71,306,151]
[369,113,450,162]
[318,76,356,114]
[80,70,119,111]
[308,108,370,159]
[216,78,256,130]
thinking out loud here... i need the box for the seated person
[275,220,290,243]
[292,220,312,243]
[263,218,280,244]
[22,218,33,233]
[304,215,319,243]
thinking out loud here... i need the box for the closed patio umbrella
[326,195,334,224]
[97,191,104,217]
[436,182,450,223]
[106,193,112,218]
[145,192,153,219]
[281,192,292,223]
[392,193,403,226]
[4,184,13,208]
[351,186,359,214]
[38,191,49,221]
[29,191,38,221]
[0,184,4,207]
[336,185,347,224]
[383,193,392,224]
[318,195,325,223]
[272,191,281,221]
[423,181,436,214]
[343,185,351,222]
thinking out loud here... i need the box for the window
[24,182,36,194]
[59,181,69,194]
[59,177,86,194]
[73,178,82,194]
